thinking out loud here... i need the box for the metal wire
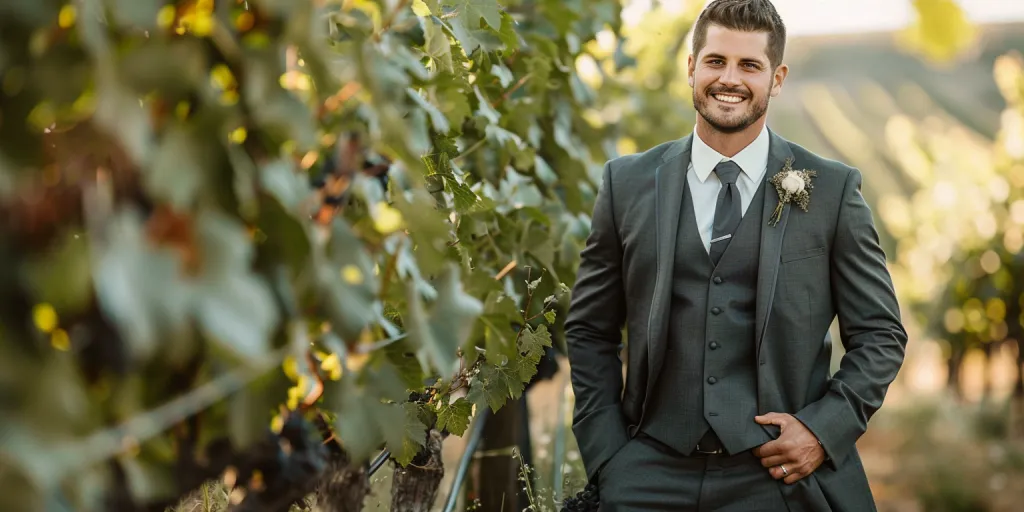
[368,448,390,476]
[551,372,570,502]
[442,409,490,512]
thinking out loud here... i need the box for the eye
[708,59,724,65]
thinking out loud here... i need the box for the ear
[687,54,695,88]
[770,63,789,98]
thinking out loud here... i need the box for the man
[564,0,908,510]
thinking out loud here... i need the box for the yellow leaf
[58,5,77,29]
[219,90,239,106]
[412,0,432,17]
[286,385,303,410]
[192,13,214,37]
[51,329,71,351]
[270,414,284,434]
[33,303,58,333]
[229,127,247,144]
[321,353,343,381]
[373,202,404,234]
[157,5,177,29]
[210,64,236,90]
[283,355,300,381]
[341,265,364,285]
[900,0,977,63]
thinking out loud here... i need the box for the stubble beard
[694,88,770,134]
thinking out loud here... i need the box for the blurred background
[5,0,1023,510]
[410,1,1024,511]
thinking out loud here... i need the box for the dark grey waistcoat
[640,176,771,456]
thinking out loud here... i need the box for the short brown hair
[691,0,787,69]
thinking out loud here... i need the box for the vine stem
[492,72,533,108]
[378,236,405,301]
[452,138,487,164]
[513,268,539,347]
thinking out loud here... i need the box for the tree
[0,0,622,509]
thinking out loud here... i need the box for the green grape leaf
[413,0,432,16]
[443,175,480,213]
[422,17,454,74]
[436,397,473,436]
[385,402,429,467]
[543,309,557,324]
[468,362,521,412]
[446,0,502,30]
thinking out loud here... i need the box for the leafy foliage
[921,51,1024,361]
[0,0,623,508]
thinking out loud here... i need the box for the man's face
[688,24,787,134]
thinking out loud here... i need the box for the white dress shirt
[687,125,771,253]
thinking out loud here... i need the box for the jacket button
[707,376,717,384]
[709,341,719,350]
[711,307,722,315]
[713,276,723,284]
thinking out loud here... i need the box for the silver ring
[780,465,788,476]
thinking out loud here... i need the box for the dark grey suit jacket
[564,129,908,510]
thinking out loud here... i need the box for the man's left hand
[751,412,826,484]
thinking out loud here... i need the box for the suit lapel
[645,135,691,402]
[755,130,796,358]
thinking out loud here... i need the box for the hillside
[767,22,1024,251]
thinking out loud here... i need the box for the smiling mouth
[711,93,746,104]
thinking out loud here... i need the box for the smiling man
[564,0,909,510]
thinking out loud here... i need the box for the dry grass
[859,395,1024,512]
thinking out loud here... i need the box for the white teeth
[713,94,744,103]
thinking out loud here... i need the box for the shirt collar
[691,124,770,184]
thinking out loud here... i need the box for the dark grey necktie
[709,160,743,265]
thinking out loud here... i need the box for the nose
[718,65,743,87]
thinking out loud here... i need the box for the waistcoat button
[713,276,723,284]
[707,376,717,384]
[711,307,722,315]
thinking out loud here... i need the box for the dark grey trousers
[597,434,791,512]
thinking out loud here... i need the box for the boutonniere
[768,158,817,227]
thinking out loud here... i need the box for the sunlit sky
[623,0,1024,36]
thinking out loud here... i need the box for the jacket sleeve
[794,168,908,468]
[565,161,630,483]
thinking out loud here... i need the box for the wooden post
[475,397,526,511]
[312,452,369,512]
[391,429,446,512]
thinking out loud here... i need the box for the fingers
[768,463,807,484]
[754,412,790,426]
[753,439,784,458]
[759,454,789,468]
[784,468,806,485]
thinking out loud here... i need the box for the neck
[695,116,767,157]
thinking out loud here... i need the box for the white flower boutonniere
[768,158,817,227]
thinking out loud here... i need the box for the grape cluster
[560,483,600,512]
[231,413,330,511]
